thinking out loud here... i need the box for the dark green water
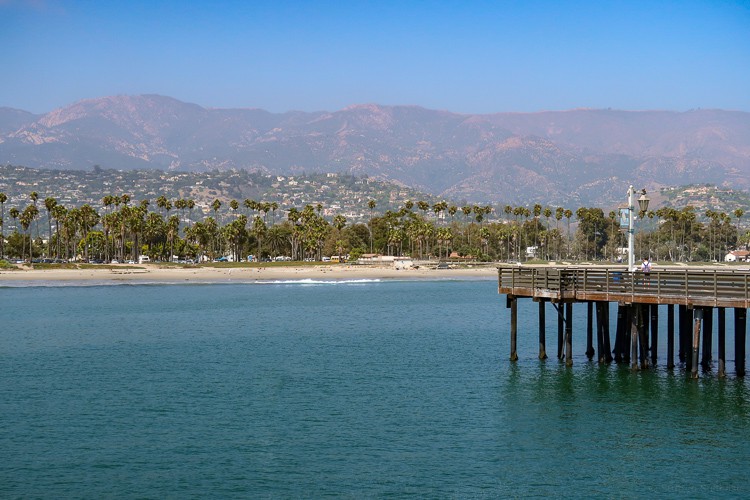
[2,279,749,497]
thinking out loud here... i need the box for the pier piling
[509,296,518,362]
[557,305,564,360]
[538,300,547,360]
[701,307,713,371]
[565,303,573,366]
[586,302,595,360]
[691,308,703,379]
[718,307,726,378]
[650,304,659,366]
[736,308,747,377]
[667,304,675,369]
[601,303,613,363]
[631,305,639,371]
[614,305,626,363]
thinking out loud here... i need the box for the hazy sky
[2,0,749,114]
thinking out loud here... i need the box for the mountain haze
[1,95,748,206]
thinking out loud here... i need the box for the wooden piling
[667,304,675,369]
[631,305,639,371]
[736,308,747,377]
[596,302,605,363]
[538,300,547,360]
[638,305,650,369]
[679,305,687,363]
[510,296,518,362]
[557,304,564,360]
[614,304,625,363]
[623,305,632,365]
[691,308,703,379]
[718,307,726,378]
[586,301,595,360]
[565,302,573,367]
[650,304,659,366]
[684,307,694,371]
[701,307,713,370]
[602,302,613,363]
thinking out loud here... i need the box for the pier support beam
[667,304,675,369]
[565,302,573,367]
[586,302,595,360]
[631,305,640,370]
[718,308,726,378]
[679,305,688,363]
[638,305,650,369]
[601,302,613,363]
[538,300,547,360]
[557,304,564,360]
[596,302,605,363]
[614,304,626,363]
[509,296,518,362]
[701,307,713,371]
[736,308,747,377]
[691,308,703,379]
[650,304,659,366]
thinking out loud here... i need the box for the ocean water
[2,278,749,498]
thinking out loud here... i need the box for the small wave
[254,278,382,285]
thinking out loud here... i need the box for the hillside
[1,95,749,207]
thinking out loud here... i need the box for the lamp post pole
[626,186,650,271]
[627,185,635,271]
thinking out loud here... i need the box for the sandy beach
[0,263,498,284]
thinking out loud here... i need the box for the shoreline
[0,263,498,284]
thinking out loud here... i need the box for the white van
[138,255,150,264]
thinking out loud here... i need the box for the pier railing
[498,266,750,308]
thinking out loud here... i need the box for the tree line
[0,191,747,263]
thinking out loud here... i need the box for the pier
[498,265,750,378]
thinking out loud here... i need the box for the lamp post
[626,186,650,271]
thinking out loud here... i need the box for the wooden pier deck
[498,266,750,309]
[497,265,749,377]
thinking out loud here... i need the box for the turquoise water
[2,278,749,498]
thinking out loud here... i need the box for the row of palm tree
[0,190,747,263]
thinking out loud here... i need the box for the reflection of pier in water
[498,266,749,378]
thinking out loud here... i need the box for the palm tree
[251,215,267,259]
[270,202,279,226]
[51,204,67,259]
[734,208,745,245]
[44,197,57,257]
[187,199,195,226]
[564,209,573,258]
[367,200,376,253]
[0,192,6,259]
[166,215,180,262]
[77,204,100,262]
[532,204,542,254]
[19,207,35,261]
[333,214,347,232]
[29,191,39,245]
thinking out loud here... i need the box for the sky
[1,0,749,114]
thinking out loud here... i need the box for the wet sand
[0,263,498,284]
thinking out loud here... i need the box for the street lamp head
[638,189,650,213]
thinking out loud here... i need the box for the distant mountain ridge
[1,95,749,206]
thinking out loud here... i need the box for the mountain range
[1,94,749,207]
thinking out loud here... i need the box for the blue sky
[1,0,749,114]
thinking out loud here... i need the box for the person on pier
[642,257,651,286]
